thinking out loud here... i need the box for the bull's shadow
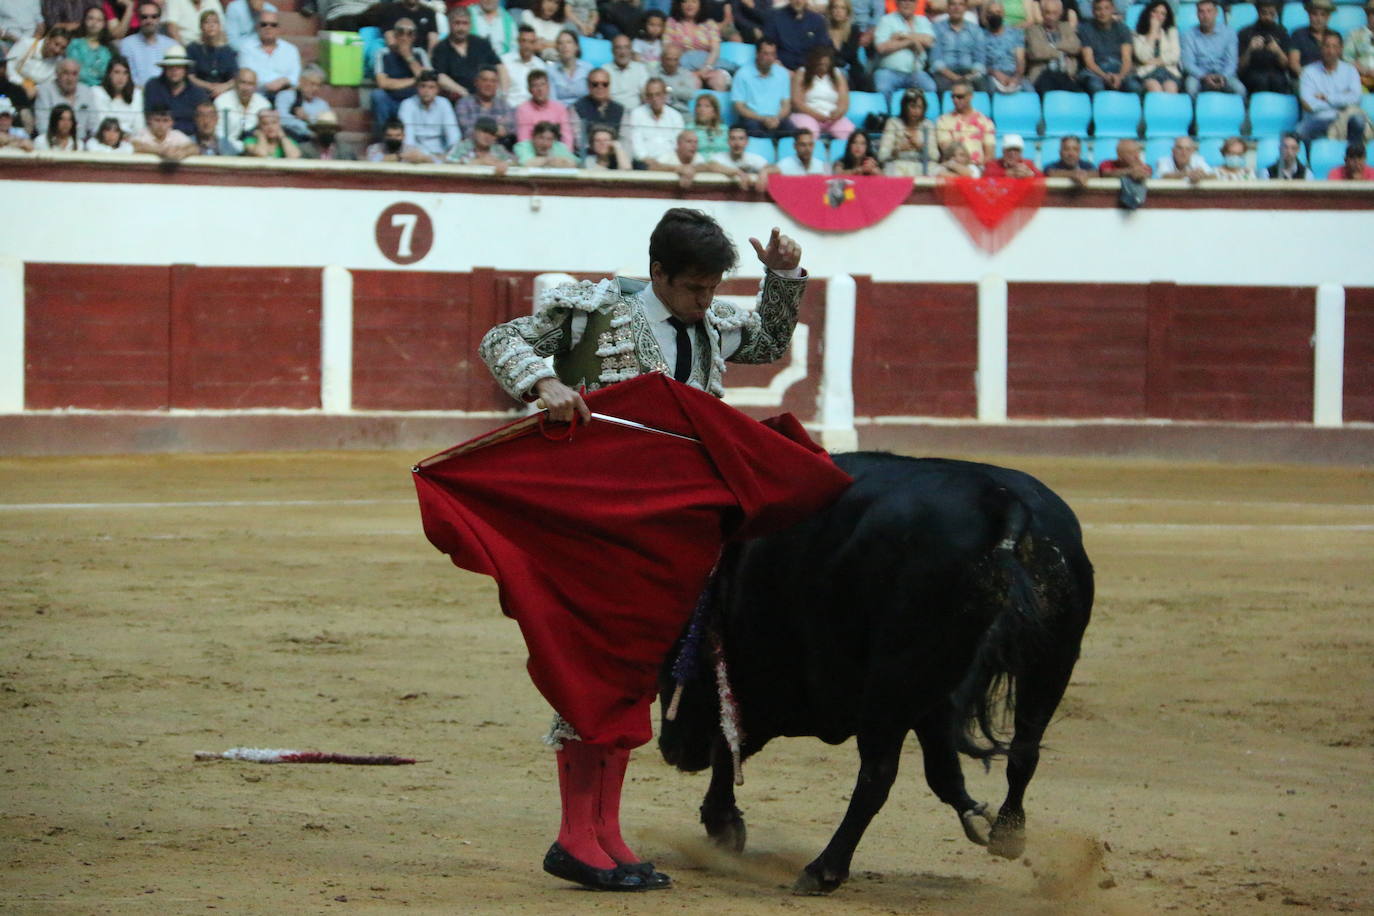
[658,451,1095,895]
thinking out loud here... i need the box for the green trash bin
[320,31,364,86]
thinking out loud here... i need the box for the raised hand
[749,227,802,273]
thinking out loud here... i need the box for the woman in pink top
[665,0,732,90]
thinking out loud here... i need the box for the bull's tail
[950,487,1046,764]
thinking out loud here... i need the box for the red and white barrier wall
[1,159,1371,461]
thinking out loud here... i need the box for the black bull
[658,452,1094,894]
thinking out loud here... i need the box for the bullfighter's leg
[794,724,907,895]
[700,735,747,852]
[913,707,993,846]
[988,651,1077,859]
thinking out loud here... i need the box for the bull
[658,451,1094,894]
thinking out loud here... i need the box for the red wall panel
[1345,288,1374,423]
[1165,286,1313,422]
[853,280,977,418]
[25,264,171,409]
[1008,283,1149,419]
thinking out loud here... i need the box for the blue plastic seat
[992,92,1042,137]
[1198,137,1227,167]
[689,89,735,126]
[1041,90,1092,137]
[1227,3,1258,30]
[1308,138,1346,179]
[1195,91,1245,138]
[1092,90,1142,138]
[1247,91,1298,137]
[579,35,612,68]
[745,135,777,163]
[718,41,756,70]
[1331,6,1366,33]
[941,90,992,118]
[1143,92,1193,137]
[889,90,941,118]
[1175,4,1200,31]
[1144,136,1174,168]
[776,135,796,161]
[1362,93,1374,123]
[1126,3,1145,28]
[359,26,385,79]
[845,91,888,131]
[1281,3,1308,32]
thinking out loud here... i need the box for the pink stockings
[554,741,639,869]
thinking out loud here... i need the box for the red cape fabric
[412,374,852,748]
[767,175,913,232]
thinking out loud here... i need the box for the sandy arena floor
[1,449,1371,915]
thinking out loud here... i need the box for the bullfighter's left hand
[750,227,802,274]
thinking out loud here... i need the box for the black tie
[667,317,692,383]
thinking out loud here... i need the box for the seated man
[190,99,239,155]
[214,68,271,152]
[873,0,937,98]
[1344,1,1374,92]
[709,125,771,189]
[767,127,830,174]
[275,64,332,141]
[399,69,459,157]
[646,128,739,186]
[930,0,988,93]
[457,65,516,144]
[1154,135,1215,180]
[1289,0,1339,71]
[1077,0,1140,94]
[366,115,439,162]
[732,39,793,139]
[1043,134,1095,181]
[237,7,300,98]
[502,26,548,108]
[653,43,699,115]
[765,0,830,72]
[572,67,624,150]
[131,104,198,158]
[446,115,515,169]
[299,110,358,159]
[982,133,1042,176]
[117,4,173,86]
[513,118,578,166]
[143,46,211,136]
[1298,32,1369,141]
[1237,0,1296,95]
[624,76,684,166]
[1098,138,1152,179]
[34,58,96,141]
[1181,0,1244,97]
[1024,0,1083,94]
[432,6,502,101]
[604,33,650,111]
[376,0,440,51]
[371,17,431,130]
[935,79,994,166]
[1262,132,1309,179]
[982,2,1030,94]
[1327,141,1374,179]
[515,69,576,144]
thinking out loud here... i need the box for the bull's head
[657,631,718,772]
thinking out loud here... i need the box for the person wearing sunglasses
[237,9,300,97]
[572,67,624,152]
[116,2,176,87]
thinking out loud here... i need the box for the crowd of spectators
[1,0,1371,180]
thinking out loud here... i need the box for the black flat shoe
[543,843,662,891]
[618,860,672,889]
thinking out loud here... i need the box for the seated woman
[789,45,854,141]
[68,5,114,87]
[689,91,729,157]
[665,0,732,91]
[879,88,939,176]
[548,30,593,103]
[187,9,237,98]
[1132,0,1180,93]
[1214,136,1256,180]
[824,0,868,91]
[34,104,81,151]
[582,124,632,168]
[522,0,573,60]
[833,129,881,175]
[93,56,146,135]
[85,115,133,152]
[633,11,666,65]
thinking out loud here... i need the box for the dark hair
[649,208,738,281]
[1195,0,1217,9]
[383,116,405,132]
[670,0,703,23]
[102,56,135,103]
[900,88,927,124]
[45,26,73,43]
[693,92,721,126]
[532,119,561,138]
[1347,142,1367,160]
[95,115,125,144]
[534,0,566,21]
[47,103,76,144]
[802,44,835,90]
[147,104,172,117]
[756,38,778,53]
[1135,0,1174,32]
[418,69,439,83]
[840,130,871,170]
[527,69,549,89]
[517,24,537,35]
[82,5,114,46]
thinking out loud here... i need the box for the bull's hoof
[959,802,993,846]
[988,815,1026,860]
[793,864,846,895]
[700,805,747,853]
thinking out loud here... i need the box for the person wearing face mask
[1212,136,1255,180]
[366,114,439,161]
[982,2,1030,93]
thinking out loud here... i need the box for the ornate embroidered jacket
[479,271,807,401]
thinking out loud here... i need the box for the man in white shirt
[1297,32,1370,141]
[399,70,459,157]
[606,34,650,112]
[237,8,301,97]
[34,58,96,140]
[500,25,547,107]
[213,67,271,152]
[623,77,684,167]
[647,128,741,187]
[710,125,770,189]
[1153,135,1215,181]
[769,128,830,175]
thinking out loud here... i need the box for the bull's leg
[700,735,746,852]
[913,708,993,847]
[988,653,1077,859]
[794,725,906,895]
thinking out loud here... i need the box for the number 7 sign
[375,203,435,265]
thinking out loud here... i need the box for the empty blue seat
[579,35,612,67]
[1143,92,1193,137]
[845,91,888,130]
[1282,3,1308,31]
[941,90,992,118]
[1175,3,1200,30]
[1198,137,1227,167]
[745,136,777,163]
[992,92,1042,137]
[718,41,756,70]
[889,90,941,118]
[1331,6,1365,33]
[1227,3,1258,30]
[689,89,735,126]
[1092,90,1142,138]
[1144,136,1175,169]
[1042,90,1091,137]
[1126,3,1145,27]
[1248,91,1298,137]
[1362,93,1374,123]
[776,135,796,161]
[1195,91,1245,138]
[1308,138,1346,179]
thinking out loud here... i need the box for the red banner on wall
[936,176,1047,254]
[767,175,914,232]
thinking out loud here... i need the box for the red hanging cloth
[412,374,852,748]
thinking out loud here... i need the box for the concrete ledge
[3,412,1373,466]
